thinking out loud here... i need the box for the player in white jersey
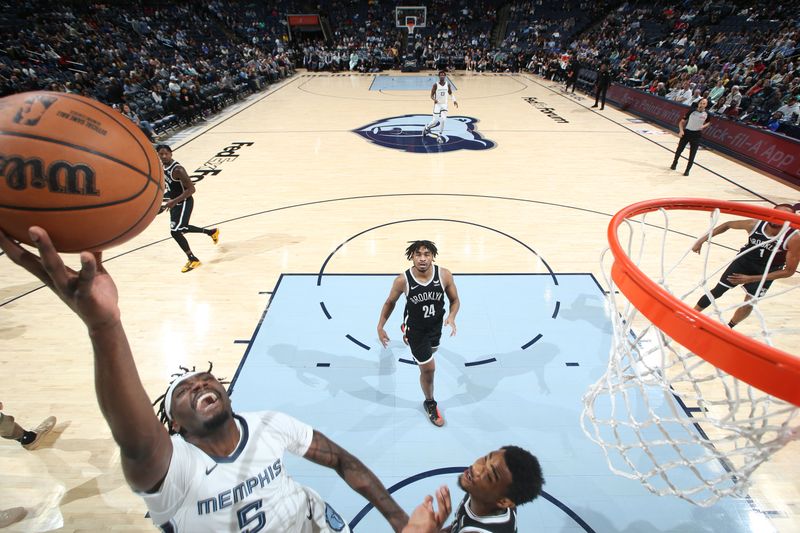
[423,70,458,143]
[0,227,411,533]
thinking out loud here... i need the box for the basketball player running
[0,227,410,532]
[692,203,800,328]
[423,70,458,143]
[377,240,460,427]
[156,145,219,273]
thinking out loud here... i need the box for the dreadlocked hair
[405,240,438,260]
[152,362,229,434]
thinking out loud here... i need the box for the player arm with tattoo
[304,430,409,531]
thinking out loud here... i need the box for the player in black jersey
[692,204,800,328]
[404,446,543,532]
[446,446,543,533]
[156,145,219,273]
[377,240,460,427]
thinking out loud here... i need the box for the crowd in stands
[2,0,798,140]
[566,1,800,136]
[0,0,295,139]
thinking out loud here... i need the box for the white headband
[164,372,200,421]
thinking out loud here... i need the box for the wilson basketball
[0,91,163,252]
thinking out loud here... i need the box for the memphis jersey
[449,495,517,533]
[404,265,445,328]
[738,220,798,269]
[433,81,452,110]
[141,411,331,532]
[163,160,185,201]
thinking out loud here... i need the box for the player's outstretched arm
[692,219,755,253]
[378,274,405,347]
[0,227,172,493]
[441,268,459,336]
[304,430,409,531]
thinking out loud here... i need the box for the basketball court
[1,71,798,532]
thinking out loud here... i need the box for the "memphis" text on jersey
[196,459,283,515]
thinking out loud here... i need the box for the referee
[670,97,711,176]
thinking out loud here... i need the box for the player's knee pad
[697,283,729,308]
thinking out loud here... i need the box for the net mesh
[581,205,800,506]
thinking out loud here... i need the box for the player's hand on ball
[0,227,121,332]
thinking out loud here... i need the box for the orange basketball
[0,91,163,252]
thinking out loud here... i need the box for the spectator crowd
[2,0,798,139]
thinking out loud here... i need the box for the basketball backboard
[395,6,427,28]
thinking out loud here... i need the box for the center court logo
[354,114,495,153]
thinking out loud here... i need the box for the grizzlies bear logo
[354,114,495,153]
[325,503,346,531]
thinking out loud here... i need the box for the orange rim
[608,198,800,406]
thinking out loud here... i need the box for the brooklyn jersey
[163,160,185,201]
[737,220,798,269]
[140,411,348,532]
[403,265,445,329]
[449,495,517,533]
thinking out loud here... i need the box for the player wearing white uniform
[423,70,458,143]
[143,407,349,532]
[0,227,411,533]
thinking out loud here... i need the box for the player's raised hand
[0,227,120,332]
[402,485,451,533]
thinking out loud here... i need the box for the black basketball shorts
[169,196,194,232]
[719,257,781,297]
[405,322,442,364]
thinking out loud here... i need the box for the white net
[581,205,800,506]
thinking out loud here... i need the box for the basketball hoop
[406,16,416,36]
[582,198,800,506]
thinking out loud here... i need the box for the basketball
[0,91,163,252]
